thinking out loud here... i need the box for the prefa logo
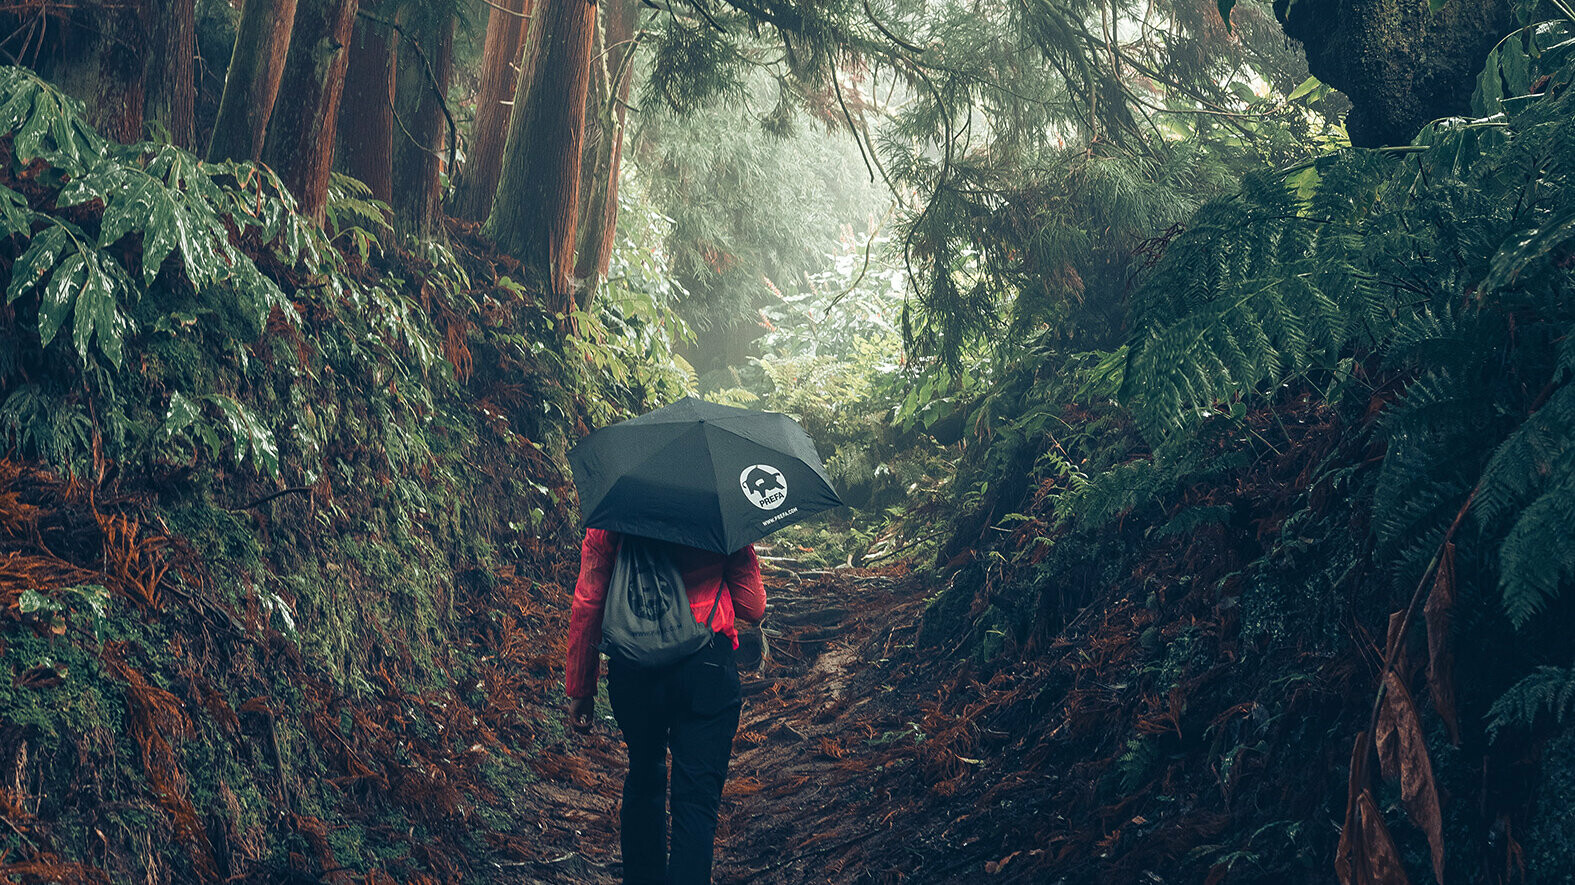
[739,464,788,510]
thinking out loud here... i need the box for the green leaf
[0,184,33,238]
[1286,76,1322,102]
[1498,36,1532,97]
[1472,45,1507,115]
[0,72,102,176]
[6,223,74,304]
[72,253,128,368]
[207,395,280,476]
[18,588,57,614]
[1428,0,1450,11]
[161,392,201,438]
[1482,211,1575,296]
[37,251,86,348]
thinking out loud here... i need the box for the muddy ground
[506,554,1020,885]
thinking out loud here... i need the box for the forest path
[505,553,945,884]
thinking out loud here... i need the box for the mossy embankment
[0,67,602,882]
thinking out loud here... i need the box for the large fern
[1488,665,1575,741]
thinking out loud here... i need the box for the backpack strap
[700,583,724,632]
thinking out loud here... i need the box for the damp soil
[507,554,989,885]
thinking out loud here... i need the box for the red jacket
[565,528,766,699]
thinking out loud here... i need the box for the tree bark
[335,4,397,203]
[1274,0,1514,146]
[451,0,533,222]
[483,0,598,312]
[263,0,359,224]
[391,6,455,239]
[147,0,197,149]
[208,0,298,163]
[46,1,151,144]
[573,0,636,307]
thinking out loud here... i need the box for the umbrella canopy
[568,397,844,553]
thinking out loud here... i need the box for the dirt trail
[507,556,961,884]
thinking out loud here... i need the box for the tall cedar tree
[208,0,298,163]
[484,0,598,310]
[263,0,360,224]
[336,2,398,203]
[46,0,150,143]
[392,6,456,238]
[452,0,533,222]
[573,0,636,306]
[147,0,197,149]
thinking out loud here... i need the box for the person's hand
[568,696,595,733]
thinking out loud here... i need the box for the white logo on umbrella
[739,464,788,510]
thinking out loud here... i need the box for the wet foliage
[881,17,1575,883]
[0,65,611,881]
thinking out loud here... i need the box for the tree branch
[358,9,459,177]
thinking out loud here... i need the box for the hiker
[566,527,766,885]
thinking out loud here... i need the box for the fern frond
[1499,466,1575,628]
[1487,665,1575,741]
[1475,383,1575,534]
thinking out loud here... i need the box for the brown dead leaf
[1424,543,1459,745]
[1336,731,1409,885]
[1375,671,1445,884]
[985,851,1021,874]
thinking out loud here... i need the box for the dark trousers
[607,633,742,885]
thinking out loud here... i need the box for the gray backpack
[600,535,721,668]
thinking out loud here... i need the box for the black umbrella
[568,397,844,553]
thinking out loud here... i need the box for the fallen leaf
[985,851,1021,874]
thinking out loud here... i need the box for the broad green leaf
[0,184,33,238]
[1499,37,1532,96]
[141,184,207,288]
[37,251,87,348]
[72,254,129,368]
[162,392,201,437]
[8,83,99,175]
[1286,76,1322,102]
[209,395,280,476]
[10,85,54,161]
[18,588,57,614]
[0,75,37,133]
[7,223,74,303]
[1473,46,1507,115]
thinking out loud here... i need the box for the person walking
[565,527,766,885]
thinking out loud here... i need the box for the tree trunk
[573,0,636,307]
[263,0,359,224]
[391,6,455,239]
[335,4,397,203]
[483,0,598,312]
[1274,0,1513,146]
[207,0,298,163]
[47,1,151,144]
[147,0,197,149]
[451,0,533,222]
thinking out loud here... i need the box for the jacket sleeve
[565,529,617,699]
[724,544,766,622]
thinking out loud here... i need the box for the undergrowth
[907,15,1575,883]
[0,65,612,882]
